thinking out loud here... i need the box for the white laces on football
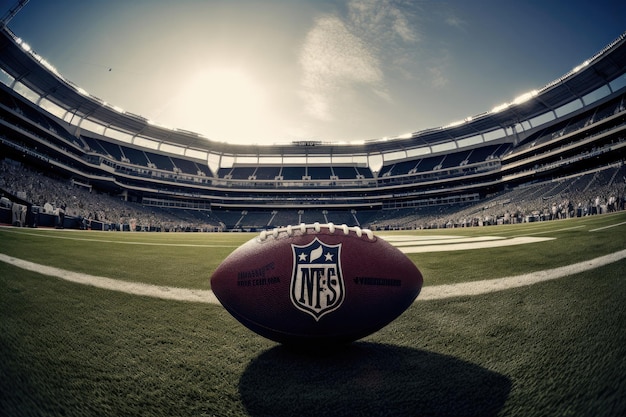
[259,223,374,241]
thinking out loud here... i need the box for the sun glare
[167,68,270,142]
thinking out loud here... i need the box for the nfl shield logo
[290,238,345,321]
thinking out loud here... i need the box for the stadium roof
[1,26,625,158]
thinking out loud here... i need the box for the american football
[210,223,423,345]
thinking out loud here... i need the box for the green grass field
[1,212,626,416]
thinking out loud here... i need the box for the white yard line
[398,236,555,253]
[589,221,626,232]
[523,225,586,235]
[2,249,626,304]
[378,235,464,242]
[418,249,626,300]
[390,236,506,247]
[0,228,239,247]
[0,253,218,304]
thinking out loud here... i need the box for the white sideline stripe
[2,250,626,304]
[0,229,238,248]
[379,235,465,242]
[0,253,219,304]
[399,236,554,253]
[391,236,506,247]
[418,249,626,301]
[524,225,586,235]
[589,221,626,232]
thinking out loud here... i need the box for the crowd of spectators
[0,159,220,231]
[1,157,625,232]
[370,163,626,230]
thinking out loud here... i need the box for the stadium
[1,1,626,416]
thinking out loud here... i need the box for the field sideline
[1,246,625,304]
[1,212,626,416]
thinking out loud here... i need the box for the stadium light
[16,38,30,52]
[104,101,124,113]
[39,58,60,76]
[491,102,510,113]
[491,89,539,114]
[446,119,465,128]
[513,90,538,105]
[572,60,590,73]
[147,119,173,130]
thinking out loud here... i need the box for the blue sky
[3,0,625,145]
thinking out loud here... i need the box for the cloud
[445,15,466,31]
[299,15,383,121]
[427,49,452,88]
[429,65,448,88]
[346,0,422,84]
[389,6,419,43]
[347,0,420,45]
[298,1,422,121]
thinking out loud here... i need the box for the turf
[1,212,626,416]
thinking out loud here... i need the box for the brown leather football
[211,223,423,346]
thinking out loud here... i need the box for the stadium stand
[0,26,625,231]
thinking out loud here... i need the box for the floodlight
[491,103,510,113]
[40,58,59,76]
[446,119,465,128]
[513,90,538,105]
[572,60,590,73]
[147,119,173,130]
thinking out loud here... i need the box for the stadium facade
[1,25,625,231]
